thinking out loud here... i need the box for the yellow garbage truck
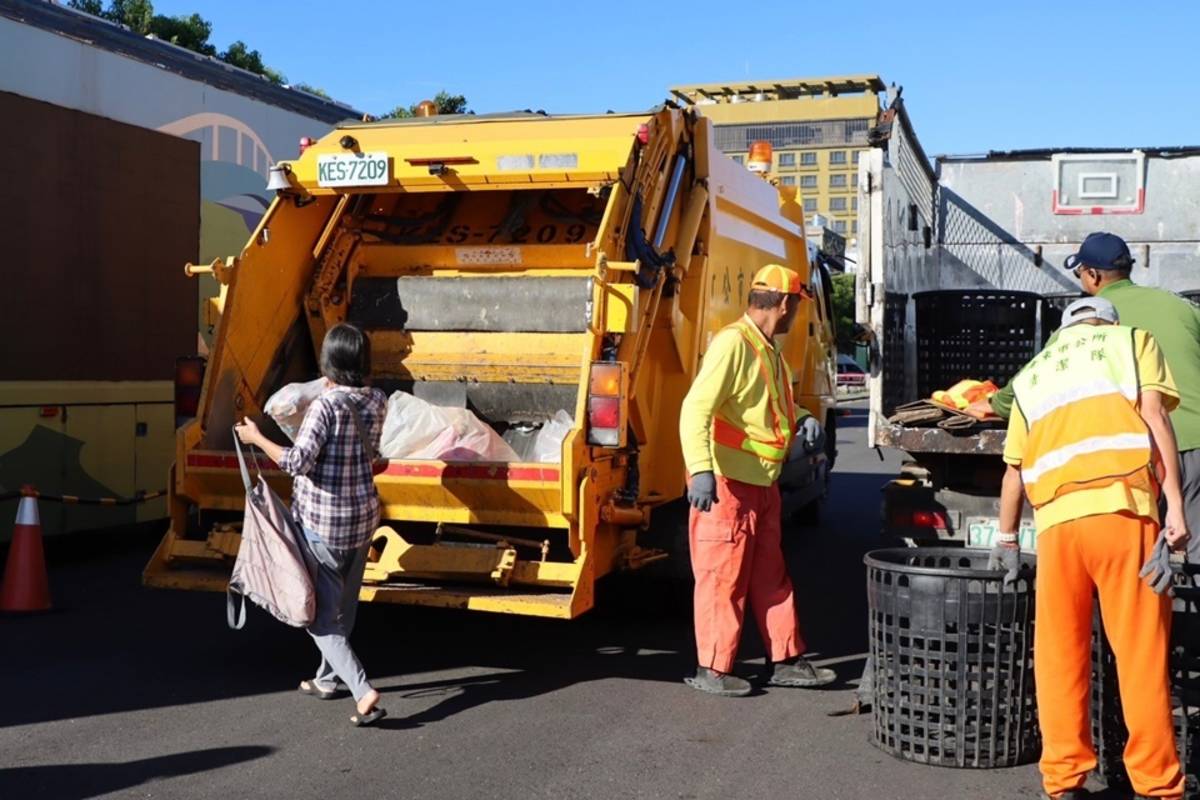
[144,107,837,618]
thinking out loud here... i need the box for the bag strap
[226,589,247,630]
[231,426,261,493]
[334,393,375,462]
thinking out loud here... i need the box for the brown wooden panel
[0,91,199,380]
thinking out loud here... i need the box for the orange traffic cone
[1,487,51,612]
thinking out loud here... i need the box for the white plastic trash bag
[264,379,327,441]
[379,391,520,462]
[530,410,574,463]
[410,407,519,462]
[379,392,451,459]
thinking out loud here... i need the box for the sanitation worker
[993,296,1188,799]
[992,232,1200,562]
[678,263,836,697]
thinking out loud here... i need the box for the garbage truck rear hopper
[143,107,835,618]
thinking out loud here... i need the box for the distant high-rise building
[669,75,883,246]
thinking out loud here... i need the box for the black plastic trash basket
[866,548,1040,768]
[1093,564,1200,797]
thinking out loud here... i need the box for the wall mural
[158,113,279,350]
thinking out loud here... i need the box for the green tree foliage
[69,1,289,85]
[292,84,329,99]
[831,272,858,353]
[148,13,216,56]
[380,91,470,119]
[106,0,153,33]
[68,0,105,15]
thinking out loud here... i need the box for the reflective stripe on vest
[711,318,796,462]
[1012,325,1152,508]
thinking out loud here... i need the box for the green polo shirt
[990,280,1200,452]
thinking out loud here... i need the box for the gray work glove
[987,543,1021,586]
[799,416,823,453]
[687,471,718,513]
[1139,530,1175,595]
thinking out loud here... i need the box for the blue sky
[155,0,1197,157]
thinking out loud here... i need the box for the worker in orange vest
[996,297,1188,799]
[678,263,836,697]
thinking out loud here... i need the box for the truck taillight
[175,356,206,425]
[586,362,627,447]
[892,509,948,530]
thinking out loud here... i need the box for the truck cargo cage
[913,290,1041,402]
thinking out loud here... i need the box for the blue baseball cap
[1063,232,1135,272]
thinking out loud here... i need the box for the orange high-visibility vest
[1012,325,1155,508]
[932,379,999,410]
[711,318,797,463]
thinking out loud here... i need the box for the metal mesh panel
[866,548,1039,768]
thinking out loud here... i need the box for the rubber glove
[800,416,823,452]
[987,543,1021,586]
[687,471,718,513]
[1139,530,1175,595]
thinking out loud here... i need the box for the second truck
[857,89,1200,550]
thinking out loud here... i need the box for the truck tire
[639,498,694,585]
[793,413,836,527]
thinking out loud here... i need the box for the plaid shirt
[279,386,387,550]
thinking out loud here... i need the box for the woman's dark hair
[320,323,371,387]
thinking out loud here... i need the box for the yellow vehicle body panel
[144,108,836,618]
[0,381,174,537]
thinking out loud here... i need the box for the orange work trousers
[1035,512,1182,799]
[689,474,803,674]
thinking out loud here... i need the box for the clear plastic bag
[530,410,574,463]
[264,379,327,442]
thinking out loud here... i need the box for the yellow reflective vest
[1011,324,1155,509]
[680,316,801,487]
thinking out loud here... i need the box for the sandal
[351,707,387,727]
[299,680,339,700]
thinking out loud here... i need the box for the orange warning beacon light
[747,140,773,174]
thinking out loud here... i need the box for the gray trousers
[301,528,373,701]
[1179,448,1200,563]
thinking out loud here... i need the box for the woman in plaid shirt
[236,323,389,726]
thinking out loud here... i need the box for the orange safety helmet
[415,100,438,117]
[751,263,804,296]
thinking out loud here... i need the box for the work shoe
[684,667,752,697]
[768,656,837,688]
[1044,790,1090,799]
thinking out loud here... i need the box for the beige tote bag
[227,429,316,629]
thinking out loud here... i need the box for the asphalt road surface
[1,403,1120,799]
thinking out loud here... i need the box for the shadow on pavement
[0,457,893,730]
[0,745,273,800]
